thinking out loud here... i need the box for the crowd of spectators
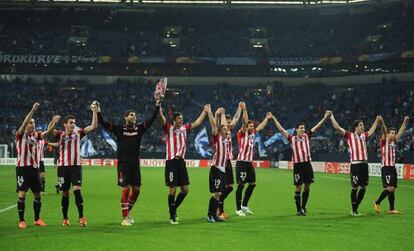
[0,4,413,58]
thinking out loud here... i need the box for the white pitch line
[319,175,414,189]
[0,204,16,213]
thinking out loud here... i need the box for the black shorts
[293,162,314,185]
[165,158,189,187]
[225,160,234,185]
[58,165,82,191]
[39,161,45,173]
[235,161,256,184]
[209,166,226,193]
[16,166,42,193]
[118,161,141,187]
[350,163,369,187]
[381,166,398,188]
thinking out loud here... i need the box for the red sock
[128,190,140,212]
[121,188,130,218]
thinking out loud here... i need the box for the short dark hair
[171,112,182,122]
[63,115,76,124]
[225,114,232,120]
[124,110,135,118]
[245,120,254,128]
[387,127,396,134]
[295,122,305,129]
[353,120,363,129]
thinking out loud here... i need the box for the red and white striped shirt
[228,136,234,160]
[16,131,41,168]
[212,133,231,171]
[36,139,48,162]
[237,129,256,162]
[288,131,313,164]
[56,129,85,166]
[344,131,368,163]
[163,123,191,160]
[381,139,396,167]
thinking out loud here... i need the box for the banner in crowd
[101,129,117,151]
[80,136,97,158]
[194,127,212,158]
[0,52,407,66]
[254,133,267,157]
[0,54,105,64]
[268,58,319,66]
[264,128,295,147]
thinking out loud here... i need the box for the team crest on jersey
[295,136,307,143]
[26,135,38,146]
[174,128,185,134]
[62,134,79,143]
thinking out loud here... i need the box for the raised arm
[158,107,167,127]
[396,116,409,140]
[41,115,61,139]
[141,105,161,132]
[96,101,117,132]
[256,112,272,132]
[311,110,331,133]
[214,107,224,127]
[271,115,289,139]
[242,102,249,126]
[17,103,39,136]
[190,106,207,130]
[220,109,226,127]
[230,102,243,128]
[84,105,98,134]
[367,116,380,137]
[205,105,217,136]
[330,114,346,136]
[378,116,387,140]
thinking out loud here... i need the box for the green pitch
[0,166,413,251]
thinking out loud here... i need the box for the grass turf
[0,166,413,251]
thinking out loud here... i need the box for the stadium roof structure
[0,0,406,8]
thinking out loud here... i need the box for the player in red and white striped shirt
[205,105,230,222]
[272,111,331,215]
[215,102,246,220]
[331,114,380,216]
[52,104,98,227]
[159,105,207,224]
[235,106,272,217]
[15,103,60,229]
[374,116,409,215]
